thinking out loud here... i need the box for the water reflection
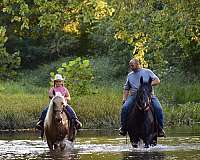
[41,150,80,160]
[122,151,165,160]
[0,126,200,160]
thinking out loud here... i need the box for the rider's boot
[35,120,44,139]
[71,118,82,131]
[36,120,43,130]
[75,119,82,130]
[119,125,127,136]
[158,128,166,137]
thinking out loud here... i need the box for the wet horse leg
[54,142,59,150]
[60,141,66,151]
[150,135,157,146]
[47,140,54,150]
[132,136,139,148]
[144,137,150,148]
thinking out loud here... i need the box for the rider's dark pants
[39,105,78,126]
[120,95,164,129]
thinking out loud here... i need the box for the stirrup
[158,129,166,137]
[35,120,43,130]
[119,127,127,136]
[75,119,82,130]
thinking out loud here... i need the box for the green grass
[157,81,200,105]
[0,79,200,130]
[0,81,47,130]
[164,102,200,127]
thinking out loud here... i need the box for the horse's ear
[140,76,143,84]
[53,89,56,96]
[148,77,152,84]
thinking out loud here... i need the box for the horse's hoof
[151,142,157,147]
[144,144,149,148]
[150,139,157,147]
[132,143,138,148]
[60,144,66,151]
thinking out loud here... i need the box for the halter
[52,95,66,119]
[135,82,152,112]
[53,108,64,114]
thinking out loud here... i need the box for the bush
[50,57,94,95]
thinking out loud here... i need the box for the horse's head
[44,91,72,150]
[136,76,152,111]
[52,92,67,124]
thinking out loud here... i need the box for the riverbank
[0,81,200,130]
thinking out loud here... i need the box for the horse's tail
[44,99,54,128]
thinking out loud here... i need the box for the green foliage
[157,78,200,105]
[2,0,30,30]
[1,0,200,80]
[50,57,94,95]
[0,26,21,80]
[89,18,133,77]
[164,102,200,126]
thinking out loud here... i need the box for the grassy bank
[0,79,200,130]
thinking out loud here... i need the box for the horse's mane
[44,92,66,128]
[134,77,152,110]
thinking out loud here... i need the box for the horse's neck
[135,94,142,107]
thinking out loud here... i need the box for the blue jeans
[39,105,77,124]
[120,95,164,129]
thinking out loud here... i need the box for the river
[0,125,200,160]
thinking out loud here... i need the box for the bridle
[53,108,64,114]
[52,96,66,114]
[135,84,152,111]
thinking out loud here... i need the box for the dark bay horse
[127,77,158,148]
[44,92,76,151]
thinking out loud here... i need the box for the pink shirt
[48,86,69,98]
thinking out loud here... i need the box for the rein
[53,108,64,113]
[135,87,152,112]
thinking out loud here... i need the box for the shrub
[50,57,94,95]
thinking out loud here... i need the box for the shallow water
[0,126,200,160]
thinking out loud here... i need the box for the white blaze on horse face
[55,92,62,97]
[55,92,67,106]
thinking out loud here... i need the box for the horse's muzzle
[56,117,62,123]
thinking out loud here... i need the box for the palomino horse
[44,92,76,150]
[127,76,158,148]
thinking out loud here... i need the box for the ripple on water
[0,136,200,159]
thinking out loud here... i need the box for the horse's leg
[60,140,66,151]
[132,142,138,148]
[54,142,58,150]
[47,140,54,151]
[151,135,157,147]
[132,136,139,148]
[143,139,149,148]
[68,126,76,142]
[144,143,149,148]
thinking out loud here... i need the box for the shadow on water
[122,151,165,160]
[0,126,200,160]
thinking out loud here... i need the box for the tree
[0,26,20,79]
